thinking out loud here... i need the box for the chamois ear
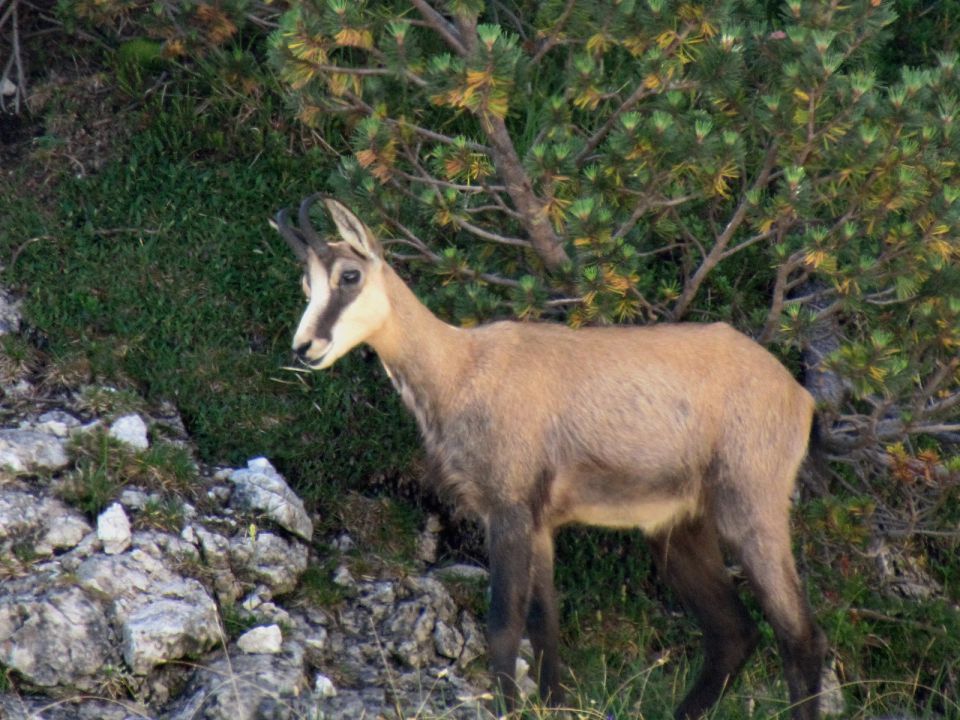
[322,198,383,261]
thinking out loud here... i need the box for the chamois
[273,195,827,720]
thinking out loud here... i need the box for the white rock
[228,532,308,595]
[242,590,264,612]
[315,672,337,698]
[0,288,21,334]
[0,429,69,473]
[97,502,132,555]
[119,488,150,510]
[122,590,221,674]
[332,564,355,588]
[431,563,490,583]
[108,414,149,450]
[228,457,313,541]
[0,78,16,97]
[37,512,92,555]
[820,661,846,716]
[179,524,198,546]
[236,624,283,654]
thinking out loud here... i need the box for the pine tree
[272,0,960,487]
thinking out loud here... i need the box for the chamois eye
[341,269,362,285]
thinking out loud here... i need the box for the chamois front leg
[486,505,535,714]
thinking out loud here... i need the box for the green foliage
[59,431,128,517]
[272,0,960,483]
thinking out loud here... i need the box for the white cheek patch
[293,259,330,350]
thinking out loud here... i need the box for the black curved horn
[274,207,308,262]
[297,193,333,259]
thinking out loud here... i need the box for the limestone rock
[76,549,221,675]
[0,287,21,335]
[166,643,311,720]
[123,590,220,674]
[97,502,132,555]
[228,530,308,595]
[314,672,337,697]
[0,489,92,556]
[108,413,149,450]
[0,580,114,689]
[237,624,283,654]
[0,428,69,473]
[228,457,313,541]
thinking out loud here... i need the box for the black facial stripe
[311,273,363,342]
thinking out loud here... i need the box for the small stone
[433,619,465,659]
[242,590,264,611]
[332,533,354,552]
[332,565,355,588]
[108,414,149,450]
[122,590,220,674]
[237,624,283,654]
[97,502,132,555]
[315,673,337,698]
[119,488,149,510]
[207,484,231,503]
[180,525,198,546]
[432,563,490,583]
[0,78,16,97]
[227,531,308,594]
[820,661,846,717]
[37,511,92,555]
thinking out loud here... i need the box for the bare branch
[411,0,466,56]
[451,216,532,248]
[344,90,491,152]
[463,204,523,219]
[758,250,805,344]
[669,142,779,321]
[530,0,576,65]
[718,228,776,260]
[612,193,696,241]
[310,63,428,88]
[384,217,521,289]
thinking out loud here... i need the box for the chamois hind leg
[649,518,761,720]
[731,518,827,720]
[525,528,563,705]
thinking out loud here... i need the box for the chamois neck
[366,266,469,398]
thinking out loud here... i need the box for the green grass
[2,74,418,502]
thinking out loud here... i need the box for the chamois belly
[550,466,703,535]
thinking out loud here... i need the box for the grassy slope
[2,45,958,720]
[2,81,419,508]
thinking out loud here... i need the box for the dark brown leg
[649,518,761,720]
[736,524,827,720]
[486,505,534,713]
[525,529,563,705]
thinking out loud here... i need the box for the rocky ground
[0,287,503,719]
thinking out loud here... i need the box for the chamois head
[273,195,390,370]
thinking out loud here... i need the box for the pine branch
[669,142,779,321]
